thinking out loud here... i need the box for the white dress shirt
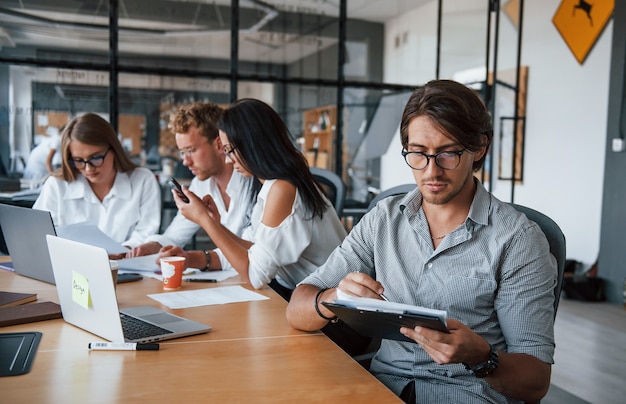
[146,170,254,248]
[33,167,161,248]
[23,134,61,180]
[240,179,347,290]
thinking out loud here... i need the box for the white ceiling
[0,0,434,63]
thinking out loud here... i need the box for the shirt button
[427,263,433,269]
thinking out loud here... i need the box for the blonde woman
[33,113,161,255]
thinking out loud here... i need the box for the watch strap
[463,344,499,378]
[201,250,211,272]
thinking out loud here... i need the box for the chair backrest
[510,203,566,315]
[310,167,346,217]
[367,184,417,211]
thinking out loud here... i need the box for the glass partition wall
[0,0,524,207]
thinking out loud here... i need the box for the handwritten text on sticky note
[72,270,90,309]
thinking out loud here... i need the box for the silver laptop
[46,235,211,343]
[0,204,57,284]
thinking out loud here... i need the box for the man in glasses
[130,102,256,272]
[287,80,556,403]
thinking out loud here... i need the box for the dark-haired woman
[169,99,346,298]
[33,113,161,253]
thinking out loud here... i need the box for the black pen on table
[185,278,217,283]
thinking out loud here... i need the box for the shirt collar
[467,180,490,227]
[399,178,491,228]
[64,171,128,201]
[225,170,244,197]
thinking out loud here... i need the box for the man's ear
[473,134,489,162]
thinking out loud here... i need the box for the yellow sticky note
[72,270,91,309]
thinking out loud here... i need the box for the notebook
[46,235,211,343]
[0,204,57,284]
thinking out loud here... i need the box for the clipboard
[321,302,449,343]
[0,332,42,376]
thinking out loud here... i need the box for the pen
[380,293,390,301]
[88,342,159,351]
[185,278,218,283]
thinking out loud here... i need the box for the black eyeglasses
[402,149,466,170]
[70,148,112,169]
[223,144,237,156]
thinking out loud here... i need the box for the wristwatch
[201,250,211,272]
[463,344,499,378]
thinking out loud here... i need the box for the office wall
[0,65,8,174]
[600,2,626,304]
[379,0,611,267]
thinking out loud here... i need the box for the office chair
[510,203,566,314]
[367,183,417,211]
[509,204,566,404]
[310,167,346,218]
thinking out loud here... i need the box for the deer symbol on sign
[573,0,593,26]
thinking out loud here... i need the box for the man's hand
[399,318,491,365]
[337,272,387,300]
[158,245,190,268]
[126,241,162,258]
[158,245,186,258]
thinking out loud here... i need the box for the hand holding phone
[169,177,190,203]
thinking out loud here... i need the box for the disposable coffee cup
[109,260,119,288]
[160,256,185,290]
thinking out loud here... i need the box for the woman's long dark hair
[218,98,328,219]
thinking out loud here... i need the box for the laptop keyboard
[120,312,174,340]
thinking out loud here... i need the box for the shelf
[302,106,336,170]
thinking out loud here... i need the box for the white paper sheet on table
[117,254,161,272]
[55,222,130,254]
[147,285,269,309]
[181,268,238,282]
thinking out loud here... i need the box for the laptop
[46,235,211,343]
[0,204,57,284]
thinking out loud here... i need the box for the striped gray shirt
[301,181,556,403]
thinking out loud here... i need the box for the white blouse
[241,179,347,290]
[33,167,161,248]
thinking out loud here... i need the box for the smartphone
[168,177,189,203]
[116,273,143,284]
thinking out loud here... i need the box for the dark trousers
[269,279,372,357]
[268,279,293,302]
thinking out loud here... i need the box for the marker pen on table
[88,342,159,351]
[185,278,218,283]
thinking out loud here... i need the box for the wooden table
[0,267,399,402]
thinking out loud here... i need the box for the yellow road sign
[552,0,614,64]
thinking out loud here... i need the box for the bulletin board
[33,111,146,156]
[118,114,146,156]
[34,111,69,137]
